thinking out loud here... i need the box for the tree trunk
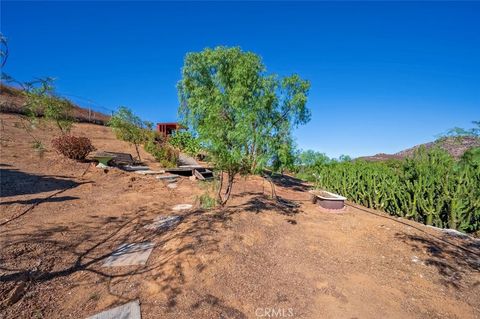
[134,144,141,161]
[217,170,224,204]
[220,172,235,206]
[264,174,277,200]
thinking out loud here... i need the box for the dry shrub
[52,135,96,161]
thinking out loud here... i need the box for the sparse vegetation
[198,193,216,209]
[32,140,45,157]
[51,135,96,161]
[6,75,74,134]
[2,36,74,147]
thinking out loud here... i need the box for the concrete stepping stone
[172,204,193,211]
[122,165,150,171]
[86,300,141,319]
[144,215,182,231]
[156,174,179,180]
[135,170,165,175]
[103,242,154,267]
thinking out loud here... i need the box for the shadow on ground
[268,173,312,193]
[0,196,80,206]
[239,195,300,216]
[0,205,238,317]
[396,232,480,289]
[0,168,81,197]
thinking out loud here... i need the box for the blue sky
[1,1,479,158]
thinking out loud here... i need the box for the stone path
[102,242,154,267]
[156,174,179,181]
[86,300,141,319]
[135,170,165,175]
[93,205,192,317]
[144,215,182,231]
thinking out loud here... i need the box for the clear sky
[1,1,479,158]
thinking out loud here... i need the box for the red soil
[1,113,479,319]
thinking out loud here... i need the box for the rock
[86,300,141,319]
[102,242,154,267]
[144,215,182,231]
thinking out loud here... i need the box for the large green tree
[178,46,310,205]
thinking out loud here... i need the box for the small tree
[178,46,310,205]
[108,106,147,160]
[21,78,73,134]
[2,75,73,148]
[437,121,480,140]
[297,150,330,167]
[0,32,8,69]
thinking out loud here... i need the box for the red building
[156,122,182,138]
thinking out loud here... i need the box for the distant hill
[358,136,480,161]
[0,84,110,125]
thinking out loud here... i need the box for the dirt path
[1,113,479,319]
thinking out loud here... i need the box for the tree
[1,76,73,149]
[108,106,148,160]
[0,32,8,69]
[438,121,480,139]
[338,154,352,162]
[297,149,330,167]
[178,46,310,205]
[19,78,73,134]
[271,132,297,174]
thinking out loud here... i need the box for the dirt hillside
[0,84,111,125]
[1,113,479,319]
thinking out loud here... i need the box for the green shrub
[144,137,179,168]
[168,131,201,156]
[52,135,96,161]
[198,193,217,209]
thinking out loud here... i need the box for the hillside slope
[0,84,110,124]
[359,136,480,161]
[1,113,479,319]
[396,136,480,158]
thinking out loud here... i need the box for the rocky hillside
[359,136,480,161]
[395,136,480,158]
